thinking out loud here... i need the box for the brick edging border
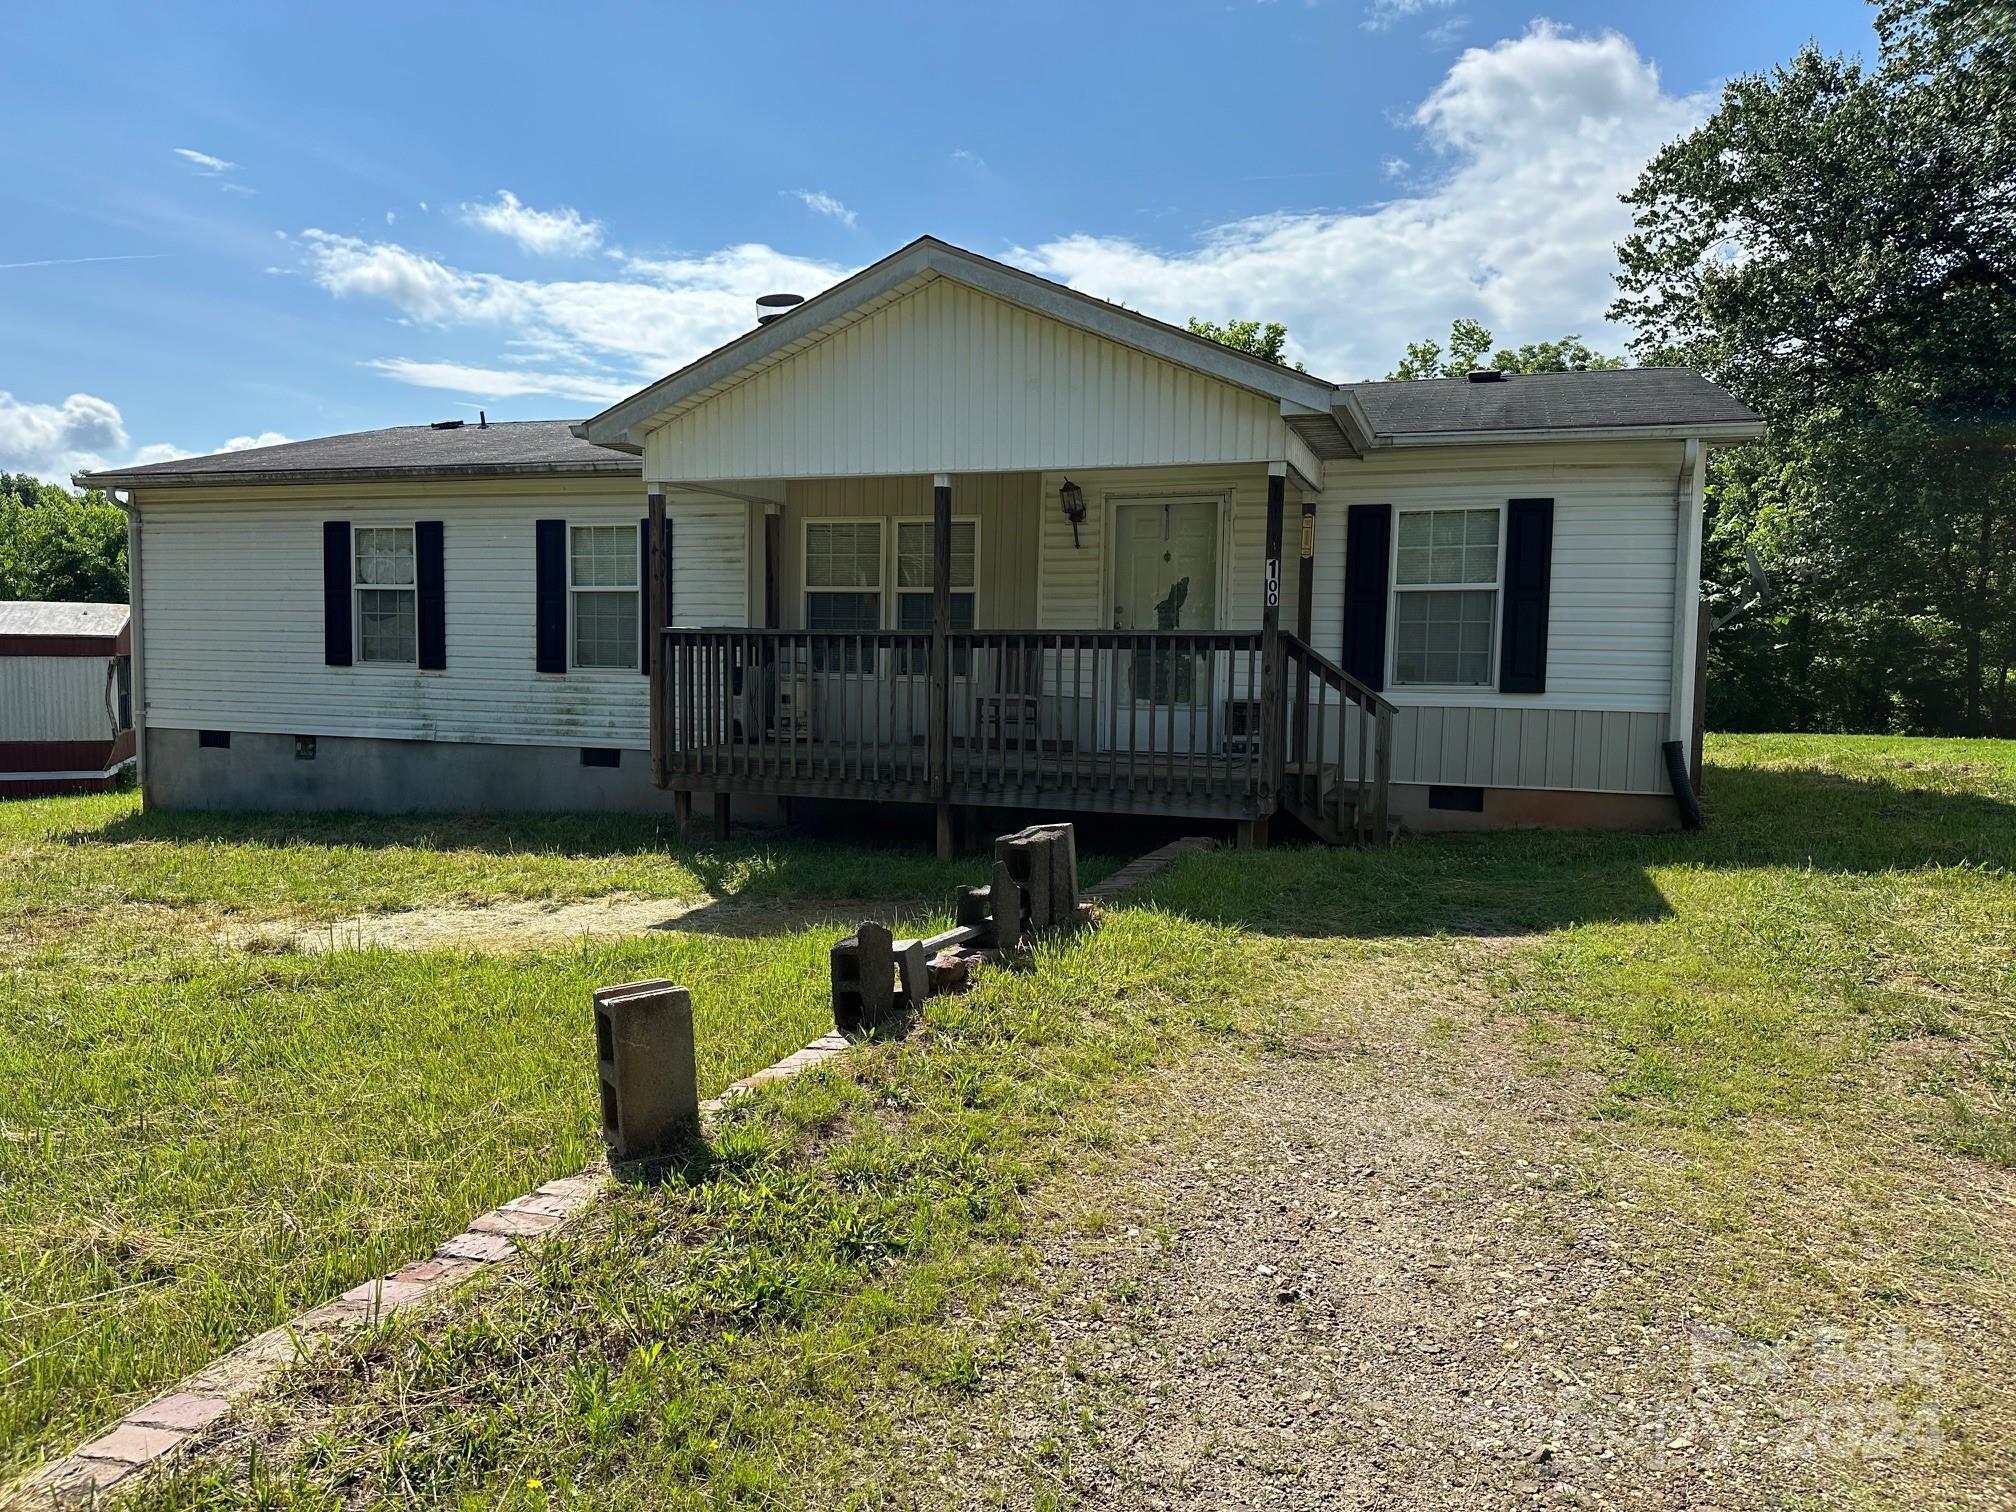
[5,837,1215,1508]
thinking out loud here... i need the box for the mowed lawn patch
[0,795,986,1477]
[101,735,2016,1509]
[0,795,974,927]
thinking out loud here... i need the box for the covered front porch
[644,464,1393,856]
[575,236,1398,855]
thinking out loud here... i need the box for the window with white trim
[893,519,977,634]
[353,525,417,664]
[1392,506,1500,687]
[569,523,639,670]
[803,521,884,631]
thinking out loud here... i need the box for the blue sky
[2,1,1874,480]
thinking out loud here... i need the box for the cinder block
[832,922,896,1034]
[956,884,992,932]
[990,857,1028,948]
[896,938,930,1011]
[593,979,698,1163]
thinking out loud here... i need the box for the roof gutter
[1371,419,1765,449]
[75,460,642,490]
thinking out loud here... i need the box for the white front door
[1106,499,1220,751]
[1112,499,1219,633]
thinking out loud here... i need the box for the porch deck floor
[666,742,1268,819]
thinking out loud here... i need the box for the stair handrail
[1280,633,1395,845]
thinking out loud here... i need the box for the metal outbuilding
[0,601,134,796]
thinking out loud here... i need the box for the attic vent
[1466,369,1507,383]
[756,292,805,326]
[431,419,466,430]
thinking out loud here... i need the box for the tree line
[0,474,128,604]
[1195,0,2012,738]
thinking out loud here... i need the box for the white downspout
[1669,439,1705,758]
[121,490,148,802]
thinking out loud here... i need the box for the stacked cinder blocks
[828,822,1095,1033]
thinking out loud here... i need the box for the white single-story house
[0,601,134,796]
[81,236,1761,849]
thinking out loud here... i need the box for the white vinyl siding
[644,275,1289,481]
[137,481,745,750]
[1310,441,1682,715]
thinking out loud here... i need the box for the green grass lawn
[7,736,2016,1507]
[0,798,984,1477]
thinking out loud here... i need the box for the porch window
[804,521,884,632]
[1391,506,1500,687]
[353,525,416,664]
[894,519,977,632]
[569,524,639,670]
[804,520,881,670]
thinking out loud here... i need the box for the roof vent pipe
[1465,369,1507,383]
[756,292,805,326]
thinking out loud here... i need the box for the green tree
[1611,0,2015,736]
[0,475,129,603]
[1186,317,1304,370]
[1386,317,1624,379]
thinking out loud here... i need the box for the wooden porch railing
[1280,633,1395,845]
[657,626,1393,840]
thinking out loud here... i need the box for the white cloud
[461,190,603,257]
[299,229,849,394]
[951,149,987,173]
[173,147,235,174]
[0,391,129,477]
[1381,155,1411,178]
[786,190,857,228]
[0,394,296,477]
[1424,13,1470,46]
[365,359,634,407]
[1015,23,1704,378]
[1360,0,1459,31]
[220,431,293,453]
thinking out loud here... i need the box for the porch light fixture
[1059,478,1086,548]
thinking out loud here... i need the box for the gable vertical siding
[137,479,746,750]
[643,277,1288,481]
[1309,439,1684,794]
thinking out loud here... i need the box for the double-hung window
[894,519,977,673]
[893,520,977,633]
[1392,506,1501,687]
[803,521,883,671]
[570,524,639,670]
[353,526,417,664]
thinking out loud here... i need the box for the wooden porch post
[930,473,954,862]
[1257,464,1287,847]
[1291,491,1315,768]
[647,490,670,793]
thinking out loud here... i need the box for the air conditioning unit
[1224,698,1263,756]
[771,648,812,742]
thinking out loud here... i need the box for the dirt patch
[878,948,2004,1509]
[227,894,935,954]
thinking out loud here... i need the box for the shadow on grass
[1131,761,2016,940]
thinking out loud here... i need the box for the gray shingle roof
[79,420,640,487]
[0,600,128,638]
[1344,368,1760,437]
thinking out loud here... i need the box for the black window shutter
[535,519,567,673]
[1340,504,1392,691]
[322,521,352,667]
[416,520,446,670]
[1499,497,1554,694]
